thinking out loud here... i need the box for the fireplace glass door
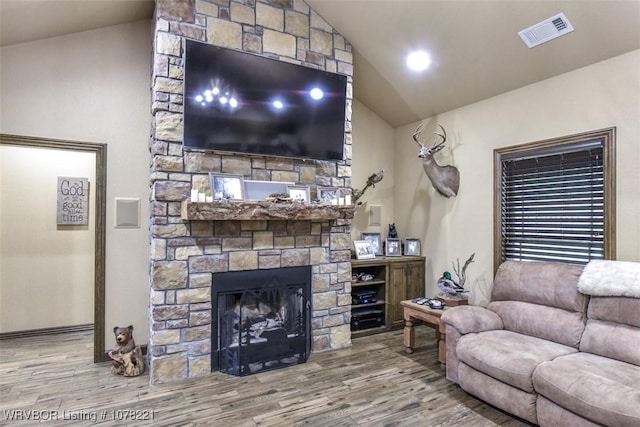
[213,266,311,376]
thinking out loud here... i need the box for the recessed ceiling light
[406,51,431,72]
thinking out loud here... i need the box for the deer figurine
[412,124,460,198]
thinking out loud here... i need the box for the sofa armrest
[441,305,503,335]
[441,306,504,384]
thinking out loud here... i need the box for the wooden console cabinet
[351,256,426,338]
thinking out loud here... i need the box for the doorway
[0,134,106,362]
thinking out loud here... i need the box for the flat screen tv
[183,40,347,161]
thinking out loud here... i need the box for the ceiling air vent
[518,13,574,48]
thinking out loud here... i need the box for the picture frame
[57,176,89,225]
[362,232,382,256]
[244,180,294,201]
[209,173,245,200]
[317,187,340,205]
[353,240,376,260]
[385,238,402,256]
[404,238,421,256]
[287,185,310,203]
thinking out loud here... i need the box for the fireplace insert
[212,266,311,376]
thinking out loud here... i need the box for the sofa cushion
[488,261,588,347]
[587,295,640,327]
[580,296,640,366]
[458,363,538,425]
[580,320,640,366]
[489,300,586,348]
[533,352,640,427]
[457,329,577,393]
[491,260,587,312]
[537,395,603,427]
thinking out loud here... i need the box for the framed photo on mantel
[318,187,340,204]
[210,173,244,200]
[287,185,310,203]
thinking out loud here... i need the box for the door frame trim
[0,134,107,362]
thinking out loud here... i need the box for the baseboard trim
[1,324,147,364]
[0,323,94,340]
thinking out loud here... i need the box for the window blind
[500,142,604,264]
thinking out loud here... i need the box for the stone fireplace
[149,0,354,383]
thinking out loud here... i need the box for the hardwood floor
[0,327,529,426]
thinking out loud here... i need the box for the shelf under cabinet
[351,300,386,309]
[350,256,426,337]
[351,279,385,287]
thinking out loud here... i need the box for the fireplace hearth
[213,266,311,376]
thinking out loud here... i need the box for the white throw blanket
[578,260,640,297]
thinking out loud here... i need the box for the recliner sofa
[441,260,640,426]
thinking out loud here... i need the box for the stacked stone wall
[149,0,354,383]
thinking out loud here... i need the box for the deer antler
[412,124,425,146]
[434,124,446,145]
[413,124,447,149]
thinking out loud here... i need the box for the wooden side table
[400,300,449,364]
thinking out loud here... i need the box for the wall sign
[57,177,89,225]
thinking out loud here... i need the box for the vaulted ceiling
[2,0,639,127]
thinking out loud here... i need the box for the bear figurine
[388,223,398,238]
[108,325,145,377]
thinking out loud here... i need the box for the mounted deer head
[413,124,460,198]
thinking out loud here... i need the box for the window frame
[493,128,616,272]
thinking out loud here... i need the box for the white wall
[0,146,95,332]
[0,20,152,345]
[392,50,640,305]
[351,99,396,242]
